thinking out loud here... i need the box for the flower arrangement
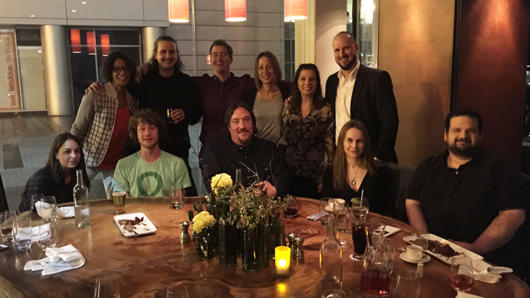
[210,173,233,195]
[192,211,216,234]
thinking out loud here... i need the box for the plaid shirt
[71,83,136,167]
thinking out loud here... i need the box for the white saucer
[400,252,430,264]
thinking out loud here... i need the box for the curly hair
[128,109,167,145]
[101,51,137,83]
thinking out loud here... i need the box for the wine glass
[37,223,56,251]
[449,256,475,293]
[38,196,58,222]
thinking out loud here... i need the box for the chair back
[0,174,8,212]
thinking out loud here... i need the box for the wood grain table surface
[0,197,528,297]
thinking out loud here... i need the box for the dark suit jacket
[325,64,399,163]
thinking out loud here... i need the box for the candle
[275,246,291,277]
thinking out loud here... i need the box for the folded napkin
[381,225,401,237]
[24,244,85,276]
[455,292,483,298]
[454,257,512,284]
[35,201,54,219]
[28,223,51,242]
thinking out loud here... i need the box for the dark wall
[452,0,530,165]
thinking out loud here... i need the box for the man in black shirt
[201,102,288,197]
[405,110,527,275]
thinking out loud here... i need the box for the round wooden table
[0,198,528,297]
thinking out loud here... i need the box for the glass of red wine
[449,256,475,293]
[283,195,299,218]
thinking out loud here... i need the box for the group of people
[17,31,527,278]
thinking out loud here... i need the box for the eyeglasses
[112,67,128,73]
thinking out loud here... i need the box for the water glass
[283,195,298,218]
[38,196,58,222]
[319,197,330,226]
[13,216,32,252]
[351,197,369,221]
[449,256,475,293]
[169,186,184,209]
[0,211,17,246]
[393,269,422,298]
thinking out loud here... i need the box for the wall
[0,0,168,26]
[453,0,529,165]
[168,0,285,77]
[379,0,455,168]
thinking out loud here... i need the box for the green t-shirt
[114,151,191,197]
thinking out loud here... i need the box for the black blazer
[325,64,399,163]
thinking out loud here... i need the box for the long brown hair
[333,120,376,191]
[254,51,282,89]
[47,132,90,188]
[148,35,183,73]
[288,64,325,115]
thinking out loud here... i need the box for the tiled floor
[0,113,205,211]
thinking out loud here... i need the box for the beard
[447,140,480,158]
[338,55,357,71]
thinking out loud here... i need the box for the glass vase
[217,217,237,266]
[195,227,217,259]
[242,225,268,271]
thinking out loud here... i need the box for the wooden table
[0,198,528,297]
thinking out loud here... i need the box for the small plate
[400,252,430,264]
[402,234,483,265]
[113,212,156,238]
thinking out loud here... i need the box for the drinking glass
[38,196,58,222]
[37,223,56,251]
[0,211,16,249]
[12,216,32,252]
[351,197,369,221]
[336,205,351,247]
[169,186,184,209]
[319,197,330,226]
[360,238,395,296]
[283,196,298,218]
[449,256,475,293]
[111,189,127,214]
[393,269,422,298]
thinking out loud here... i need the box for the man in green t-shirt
[114,109,191,197]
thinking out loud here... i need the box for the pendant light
[70,29,81,54]
[225,0,246,22]
[100,34,110,56]
[168,0,190,23]
[284,0,307,22]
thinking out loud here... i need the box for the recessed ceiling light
[81,1,87,4]
[29,14,35,18]
[71,9,77,13]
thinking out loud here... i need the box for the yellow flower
[192,211,216,234]
[210,173,233,194]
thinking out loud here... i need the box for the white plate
[402,234,483,265]
[113,212,156,237]
[399,252,431,264]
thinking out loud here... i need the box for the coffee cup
[405,245,424,261]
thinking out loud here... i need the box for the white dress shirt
[335,60,360,144]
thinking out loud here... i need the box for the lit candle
[275,246,291,277]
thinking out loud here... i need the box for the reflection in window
[350,0,379,68]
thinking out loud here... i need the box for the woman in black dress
[322,120,394,217]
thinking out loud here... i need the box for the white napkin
[24,244,85,276]
[468,259,513,284]
[57,206,75,218]
[35,201,54,219]
[455,292,483,298]
[380,225,401,237]
[25,223,51,242]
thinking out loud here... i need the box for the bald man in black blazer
[325,32,398,163]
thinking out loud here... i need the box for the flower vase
[217,217,237,266]
[195,227,217,258]
[242,225,268,271]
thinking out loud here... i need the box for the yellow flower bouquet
[192,211,216,234]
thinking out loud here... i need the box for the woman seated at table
[252,51,292,144]
[19,133,90,212]
[279,64,333,198]
[321,120,394,217]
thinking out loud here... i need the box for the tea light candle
[275,246,291,277]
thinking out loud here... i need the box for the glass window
[284,22,295,81]
[351,0,379,68]
[68,28,141,115]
